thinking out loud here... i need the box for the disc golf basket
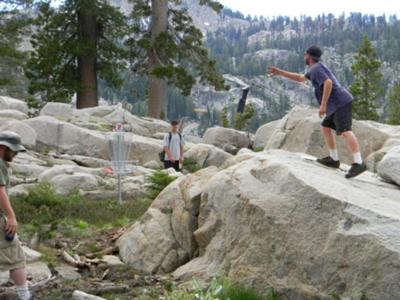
[104,124,137,204]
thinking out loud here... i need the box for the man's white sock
[329,149,339,161]
[16,284,31,300]
[353,152,363,164]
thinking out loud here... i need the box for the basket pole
[118,173,122,204]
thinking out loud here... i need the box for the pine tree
[233,103,255,131]
[348,36,384,121]
[387,81,400,125]
[25,0,129,108]
[220,106,229,128]
[126,0,228,119]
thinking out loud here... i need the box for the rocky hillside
[4,1,399,132]
[99,1,400,131]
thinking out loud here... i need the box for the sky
[218,0,400,18]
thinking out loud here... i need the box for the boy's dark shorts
[321,102,353,135]
[164,160,180,172]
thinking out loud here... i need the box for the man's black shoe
[345,162,367,179]
[316,156,340,169]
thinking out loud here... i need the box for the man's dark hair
[171,120,179,126]
[306,46,322,62]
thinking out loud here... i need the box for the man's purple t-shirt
[305,63,353,116]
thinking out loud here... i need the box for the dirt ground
[0,227,177,300]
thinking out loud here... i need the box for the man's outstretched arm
[267,67,307,83]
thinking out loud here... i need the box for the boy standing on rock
[267,45,367,178]
[0,132,36,300]
[163,120,184,172]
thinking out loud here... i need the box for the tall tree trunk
[148,0,168,119]
[77,0,98,109]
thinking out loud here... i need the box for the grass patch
[160,277,276,300]
[96,122,114,132]
[145,170,177,200]
[37,244,59,266]
[44,159,54,167]
[12,183,152,241]
[182,157,202,173]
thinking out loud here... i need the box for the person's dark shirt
[305,62,353,116]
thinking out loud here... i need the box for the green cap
[0,131,26,152]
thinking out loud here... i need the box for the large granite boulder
[49,172,100,195]
[185,143,233,168]
[0,119,37,148]
[0,109,28,120]
[202,126,251,152]
[117,167,219,274]
[377,146,400,186]
[24,116,163,164]
[70,105,169,136]
[118,149,400,300]
[262,106,397,165]
[366,138,400,172]
[253,119,281,149]
[40,102,73,121]
[102,106,170,137]
[25,116,109,158]
[0,96,28,114]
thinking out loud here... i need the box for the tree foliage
[25,0,129,106]
[387,81,400,125]
[349,36,383,121]
[233,103,255,130]
[0,0,32,96]
[126,0,228,97]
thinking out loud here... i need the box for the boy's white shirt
[163,132,184,161]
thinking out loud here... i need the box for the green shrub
[36,244,59,266]
[183,157,201,173]
[26,95,40,110]
[17,182,64,209]
[165,277,273,300]
[146,170,177,199]
[221,107,229,128]
[233,103,255,131]
[12,183,152,240]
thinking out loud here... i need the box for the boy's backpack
[159,132,182,162]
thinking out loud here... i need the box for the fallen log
[62,251,86,268]
[72,290,106,300]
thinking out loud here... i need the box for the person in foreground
[267,45,367,178]
[163,120,184,172]
[0,131,36,300]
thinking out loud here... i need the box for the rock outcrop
[118,150,400,300]
[377,146,400,186]
[0,120,37,148]
[0,96,29,114]
[255,106,400,167]
[185,143,233,168]
[117,167,219,273]
[40,102,170,138]
[24,115,163,164]
[202,126,252,153]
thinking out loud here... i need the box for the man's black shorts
[321,102,353,135]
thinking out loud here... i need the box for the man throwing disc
[267,45,367,178]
